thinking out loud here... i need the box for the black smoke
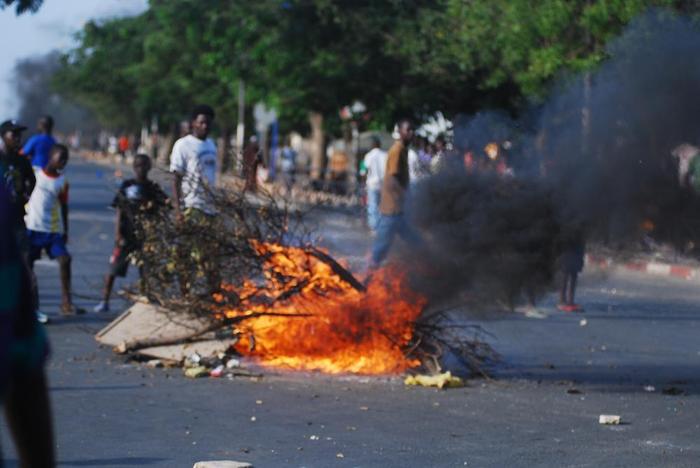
[405,11,700,306]
[11,51,98,134]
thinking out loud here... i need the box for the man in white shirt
[363,136,387,232]
[170,104,218,219]
[170,104,219,296]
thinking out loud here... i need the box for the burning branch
[118,176,493,376]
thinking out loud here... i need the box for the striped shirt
[24,168,69,233]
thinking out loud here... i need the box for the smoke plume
[405,11,700,306]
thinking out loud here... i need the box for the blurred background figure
[22,115,56,171]
[673,143,700,189]
[362,135,386,233]
[279,137,297,192]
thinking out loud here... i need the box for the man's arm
[172,172,183,221]
[21,136,35,157]
[23,159,36,201]
[169,140,185,220]
[60,183,69,242]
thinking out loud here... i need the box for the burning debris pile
[98,184,495,378]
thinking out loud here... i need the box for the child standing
[25,144,84,316]
[94,154,167,313]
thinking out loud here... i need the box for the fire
[216,242,426,375]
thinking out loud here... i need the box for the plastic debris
[226,358,241,369]
[599,415,621,425]
[404,371,464,389]
[210,365,225,378]
[186,353,202,366]
[192,461,253,468]
[579,319,588,327]
[643,385,655,392]
[184,366,210,378]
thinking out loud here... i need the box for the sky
[0,0,148,118]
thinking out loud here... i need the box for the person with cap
[0,120,35,230]
[22,115,57,171]
[0,119,48,323]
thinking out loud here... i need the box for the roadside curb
[586,254,700,281]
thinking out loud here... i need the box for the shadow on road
[58,457,168,466]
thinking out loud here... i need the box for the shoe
[515,305,547,319]
[93,301,110,313]
[557,303,582,313]
[61,304,87,316]
[37,311,50,324]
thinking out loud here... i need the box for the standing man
[370,119,423,268]
[22,115,56,171]
[0,120,43,322]
[170,104,217,219]
[0,120,35,234]
[363,136,386,233]
[170,104,219,295]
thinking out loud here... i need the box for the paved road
[2,156,700,467]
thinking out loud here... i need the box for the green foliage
[54,0,697,133]
[54,15,147,128]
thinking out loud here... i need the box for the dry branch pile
[115,181,495,377]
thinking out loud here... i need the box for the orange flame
[217,242,425,375]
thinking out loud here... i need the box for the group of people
[0,104,221,465]
[95,104,217,311]
[1,115,84,324]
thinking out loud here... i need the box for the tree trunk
[158,131,175,166]
[309,111,324,181]
[217,125,232,183]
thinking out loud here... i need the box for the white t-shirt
[25,169,69,233]
[169,134,218,213]
[363,147,387,191]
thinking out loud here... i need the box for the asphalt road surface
[2,156,700,467]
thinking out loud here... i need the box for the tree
[54,15,148,130]
[1,0,43,14]
[55,0,699,173]
[391,0,687,115]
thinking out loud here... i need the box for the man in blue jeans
[363,136,387,233]
[370,119,422,267]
